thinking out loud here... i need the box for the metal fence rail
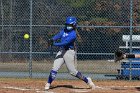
[0,0,140,80]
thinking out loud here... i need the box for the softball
[24,34,30,39]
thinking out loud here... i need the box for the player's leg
[45,51,64,90]
[63,49,95,89]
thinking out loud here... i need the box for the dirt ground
[0,78,140,93]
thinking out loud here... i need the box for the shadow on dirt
[135,87,140,91]
[50,85,90,89]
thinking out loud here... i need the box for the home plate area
[0,79,140,93]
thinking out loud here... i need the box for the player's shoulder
[67,29,75,34]
[70,30,76,37]
[72,30,76,34]
[70,29,76,33]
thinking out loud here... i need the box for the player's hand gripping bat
[47,39,53,47]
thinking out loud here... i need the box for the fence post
[29,0,33,78]
[0,0,3,62]
[129,0,133,81]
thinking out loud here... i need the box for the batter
[45,16,95,90]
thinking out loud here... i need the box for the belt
[63,47,74,50]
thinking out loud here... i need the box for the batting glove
[48,39,53,47]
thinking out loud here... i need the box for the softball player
[115,50,140,62]
[45,16,95,90]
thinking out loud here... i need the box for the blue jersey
[52,29,76,49]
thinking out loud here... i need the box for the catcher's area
[0,78,140,93]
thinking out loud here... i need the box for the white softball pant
[52,49,78,76]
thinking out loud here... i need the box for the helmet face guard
[65,16,77,30]
[65,24,74,30]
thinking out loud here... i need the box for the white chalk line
[95,86,110,90]
[71,86,109,92]
[101,85,140,88]
[72,85,140,92]
[3,86,34,91]
[2,85,140,93]
[2,86,54,93]
[72,89,91,93]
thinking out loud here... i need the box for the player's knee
[70,71,78,76]
[52,67,59,72]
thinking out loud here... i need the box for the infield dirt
[0,78,140,93]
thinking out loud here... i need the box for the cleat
[87,77,95,89]
[45,83,50,90]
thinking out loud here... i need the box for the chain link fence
[0,0,140,80]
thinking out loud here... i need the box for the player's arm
[114,50,140,62]
[47,30,63,47]
[54,32,76,46]
[135,54,140,58]
[52,30,63,41]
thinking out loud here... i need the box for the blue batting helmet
[65,16,77,26]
